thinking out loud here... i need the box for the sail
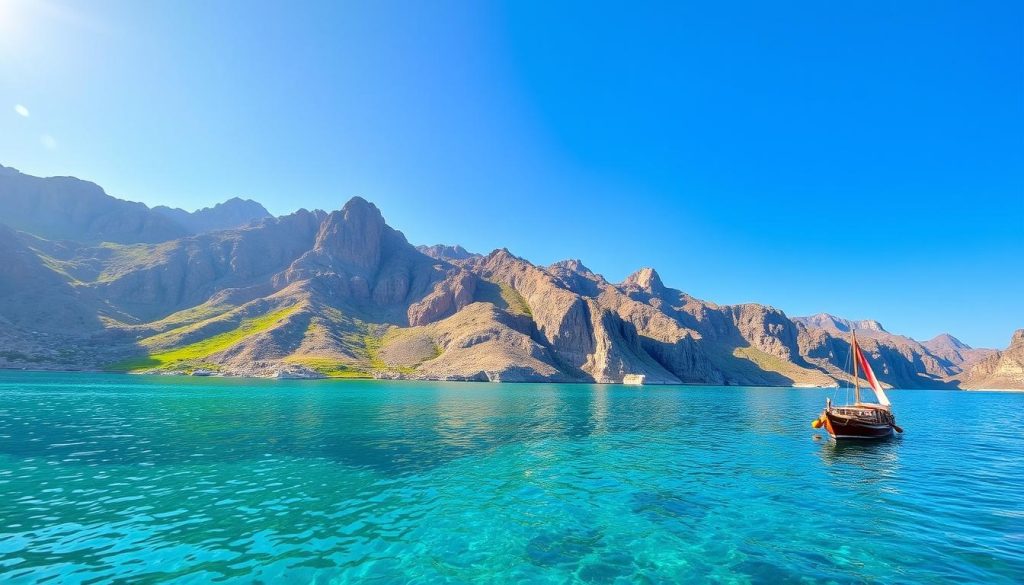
[853,340,891,406]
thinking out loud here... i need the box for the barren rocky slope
[959,330,1024,390]
[0,167,1016,388]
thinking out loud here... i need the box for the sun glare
[0,0,28,49]
[0,0,97,53]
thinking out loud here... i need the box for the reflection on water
[819,434,901,462]
[589,384,608,435]
[818,436,903,495]
[0,372,1021,583]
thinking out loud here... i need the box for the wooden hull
[822,408,895,440]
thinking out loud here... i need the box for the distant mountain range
[0,164,1019,389]
[152,198,271,235]
[0,164,270,242]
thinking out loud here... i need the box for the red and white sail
[853,340,891,407]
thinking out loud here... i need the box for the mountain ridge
[0,166,1017,388]
[152,197,271,234]
[0,164,272,242]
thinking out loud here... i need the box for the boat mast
[852,330,860,405]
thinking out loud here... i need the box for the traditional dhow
[812,332,903,440]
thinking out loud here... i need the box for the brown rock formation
[960,330,1024,390]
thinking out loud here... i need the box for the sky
[0,0,1021,348]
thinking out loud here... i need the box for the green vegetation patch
[363,327,425,375]
[141,303,241,348]
[109,305,299,372]
[732,346,789,372]
[364,334,386,370]
[94,242,164,283]
[427,342,443,361]
[305,318,324,336]
[34,252,81,284]
[730,346,830,385]
[147,302,238,333]
[283,357,370,378]
[498,283,532,316]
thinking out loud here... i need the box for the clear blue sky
[1,1,1021,348]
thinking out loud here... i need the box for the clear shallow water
[0,372,1021,584]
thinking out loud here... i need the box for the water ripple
[0,372,1021,583]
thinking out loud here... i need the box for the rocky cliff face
[960,330,1024,390]
[93,209,326,319]
[280,197,449,318]
[0,167,1013,387]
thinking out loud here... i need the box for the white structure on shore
[622,374,646,386]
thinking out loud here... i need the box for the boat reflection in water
[817,436,903,495]
[819,434,901,467]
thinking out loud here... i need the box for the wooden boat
[811,331,903,440]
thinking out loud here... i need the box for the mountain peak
[418,244,476,261]
[314,198,389,272]
[927,333,970,350]
[213,196,266,211]
[550,259,593,275]
[859,319,886,333]
[341,196,379,214]
[623,267,665,294]
[487,248,521,262]
[795,313,887,334]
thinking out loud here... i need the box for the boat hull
[822,409,895,440]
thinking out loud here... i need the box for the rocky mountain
[0,166,1016,388]
[923,333,996,369]
[0,164,270,243]
[153,197,271,234]
[417,244,477,261]
[959,330,1024,390]
[0,164,187,243]
[792,313,887,334]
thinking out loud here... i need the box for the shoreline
[1,365,1020,391]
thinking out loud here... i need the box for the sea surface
[0,372,1021,584]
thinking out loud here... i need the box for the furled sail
[853,340,891,407]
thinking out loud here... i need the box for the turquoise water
[0,372,1021,584]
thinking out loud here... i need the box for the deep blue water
[0,371,1021,584]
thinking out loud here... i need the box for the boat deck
[829,405,892,423]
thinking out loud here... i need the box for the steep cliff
[960,330,1024,390]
